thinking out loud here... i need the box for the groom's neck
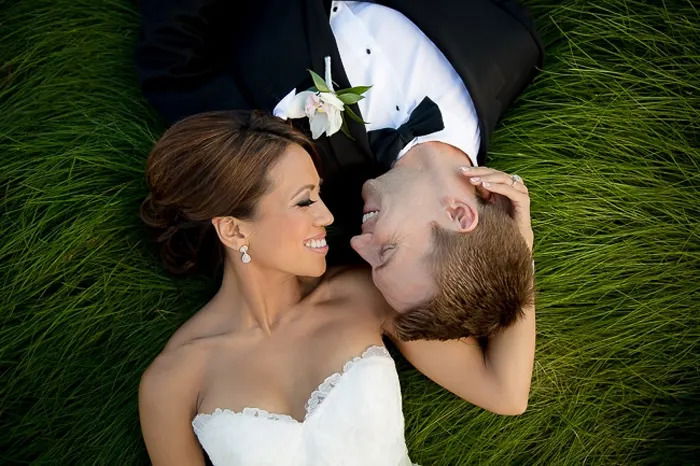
[396,141,474,175]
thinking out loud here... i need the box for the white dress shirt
[277,1,481,166]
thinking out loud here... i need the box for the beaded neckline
[192,344,391,427]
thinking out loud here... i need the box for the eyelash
[381,244,395,258]
[297,198,317,207]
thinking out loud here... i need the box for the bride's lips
[303,233,329,255]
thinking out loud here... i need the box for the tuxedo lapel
[302,0,373,168]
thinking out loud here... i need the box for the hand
[458,166,533,251]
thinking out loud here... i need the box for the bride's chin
[307,261,327,278]
[311,263,327,277]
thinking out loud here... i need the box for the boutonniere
[273,56,371,139]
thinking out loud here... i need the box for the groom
[135,0,541,341]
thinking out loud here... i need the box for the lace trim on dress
[192,344,391,428]
[304,344,389,420]
[192,406,298,435]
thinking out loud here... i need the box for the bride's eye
[297,198,317,207]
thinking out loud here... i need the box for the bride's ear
[444,197,478,233]
[211,216,250,250]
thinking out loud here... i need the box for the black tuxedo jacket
[135,0,543,265]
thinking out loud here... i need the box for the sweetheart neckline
[192,344,391,426]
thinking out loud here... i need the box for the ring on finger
[510,174,523,186]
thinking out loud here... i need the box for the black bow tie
[367,96,445,171]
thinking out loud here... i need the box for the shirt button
[396,105,400,111]
[366,48,371,55]
[333,6,338,12]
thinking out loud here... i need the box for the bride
[138,110,534,465]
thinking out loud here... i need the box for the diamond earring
[239,245,251,264]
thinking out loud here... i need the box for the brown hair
[392,194,535,341]
[139,110,317,277]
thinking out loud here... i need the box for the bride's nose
[314,199,334,227]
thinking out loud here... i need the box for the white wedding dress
[192,345,418,466]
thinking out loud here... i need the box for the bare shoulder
[162,302,227,352]
[139,334,210,465]
[324,266,376,299]
[140,336,207,409]
[140,304,225,408]
[322,266,393,326]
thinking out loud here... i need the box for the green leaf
[337,85,372,95]
[344,105,369,125]
[307,69,330,93]
[339,118,355,141]
[337,93,364,105]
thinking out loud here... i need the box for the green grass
[1,0,698,464]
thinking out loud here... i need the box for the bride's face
[244,143,334,277]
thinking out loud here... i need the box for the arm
[139,347,206,465]
[386,166,536,415]
[135,0,249,124]
[385,305,535,415]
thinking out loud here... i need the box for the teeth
[362,211,379,224]
[304,238,327,249]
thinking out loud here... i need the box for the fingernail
[458,166,471,172]
[482,181,491,187]
[469,177,481,183]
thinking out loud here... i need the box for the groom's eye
[376,245,397,270]
[380,245,395,259]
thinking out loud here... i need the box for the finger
[473,182,493,202]
[458,166,501,177]
[467,173,528,194]
[479,181,533,250]
[459,166,527,189]
[480,181,530,210]
[481,181,532,240]
[458,167,505,200]
[457,167,498,201]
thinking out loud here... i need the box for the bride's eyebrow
[291,184,314,198]
[290,179,323,199]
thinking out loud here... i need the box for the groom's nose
[350,233,380,267]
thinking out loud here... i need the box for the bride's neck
[213,257,314,335]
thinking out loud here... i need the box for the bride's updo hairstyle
[140,110,317,277]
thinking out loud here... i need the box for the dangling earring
[239,245,251,264]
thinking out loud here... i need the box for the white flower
[273,90,344,139]
[305,92,345,139]
[272,56,347,139]
[273,88,303,120]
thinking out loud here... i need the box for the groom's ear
[444,197,478,233]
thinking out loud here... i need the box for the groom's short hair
[392,193,534,341]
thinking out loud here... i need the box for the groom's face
[350,167,444,311]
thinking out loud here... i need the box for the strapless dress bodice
[192,345,417,466]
